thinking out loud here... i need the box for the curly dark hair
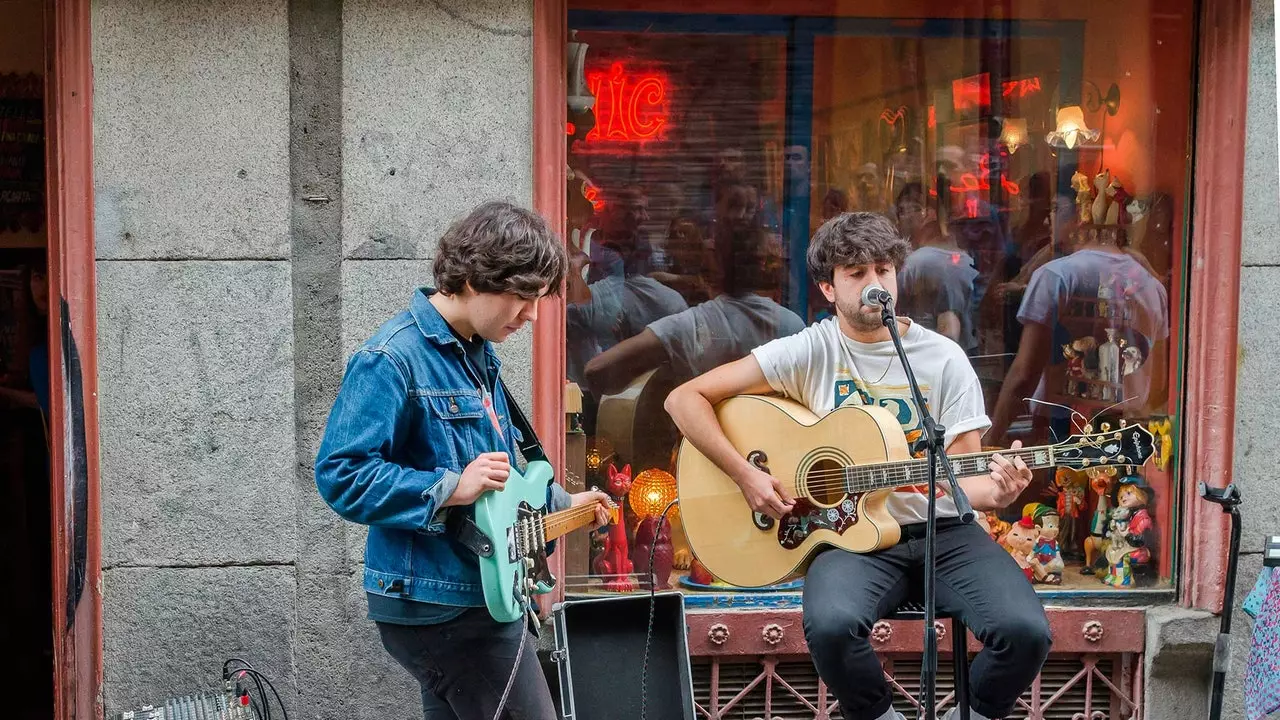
[806,211,911,284]
[432,201,568,299]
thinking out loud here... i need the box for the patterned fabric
[1245,568,1280,720]
[1244,567,1273,619]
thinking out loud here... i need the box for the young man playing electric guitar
[315,201,611,720]
[665,212,1052,720]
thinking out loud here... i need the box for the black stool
[887,600,970,720]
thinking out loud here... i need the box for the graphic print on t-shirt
[833,370,943,498]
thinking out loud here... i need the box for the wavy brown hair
[432,201,568,299]
[806,211,911,284]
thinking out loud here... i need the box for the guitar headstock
[1054,421,1156,470]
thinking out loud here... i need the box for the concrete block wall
[1227,0,1280,717]
[94,0,536,716]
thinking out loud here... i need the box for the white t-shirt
[1016,249,1169,413]
[648,293,806,381]
[751,317,990,525]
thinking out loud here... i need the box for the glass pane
[563,3,1194,599]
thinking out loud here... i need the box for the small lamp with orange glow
[628,469,678,590]
[999,118,1028,154]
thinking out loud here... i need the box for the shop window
[562,2,1195,602]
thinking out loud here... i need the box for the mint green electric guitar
[473,459,617,623]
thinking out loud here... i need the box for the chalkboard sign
[0,73,44,234]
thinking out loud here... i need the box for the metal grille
[692,654,1139,720]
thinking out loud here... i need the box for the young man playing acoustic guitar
[665,212,1052,720]
[315,201,611,720]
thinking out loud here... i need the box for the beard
[836,297,884,333]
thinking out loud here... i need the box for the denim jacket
[315,288,572,608]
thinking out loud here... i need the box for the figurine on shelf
[977,510,1011,542]
[1054,468,1087,561]
[1098,272,1116,318]
[1023,503,1065,585]
[592,463,637,592]
[1072,171,1093,223]
[1000,517,1039,583]
[1105,178,1133,226]
[1148,417,1173,471]
[1098,328,1122,399]
[1092,170,1111,226]
[1081,466,1119,574]
[1100,479,1156,588]
[631,515,674,590]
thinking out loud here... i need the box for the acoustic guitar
[674,394,1156,588]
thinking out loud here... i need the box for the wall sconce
[999,118,1029,153]
[1083,81,1122,116]
[1045,105,1100,150]
[567,30,595,113]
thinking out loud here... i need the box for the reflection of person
[0,262,49,414]
[894,183,978,351]
[314,202,612,720]
[665,212,1051,720]
[989,217,1170,443]
[822,187,849,220]
[583,220,804,396]
[565,198,689,387]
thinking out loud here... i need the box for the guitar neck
[542,503,616,542]
[845,445,1058,494]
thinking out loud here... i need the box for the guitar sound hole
[806,458,846,506]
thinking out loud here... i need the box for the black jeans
[377,609,557,720]
[802,519,1052,720]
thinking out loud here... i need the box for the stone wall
[94,1,535,715]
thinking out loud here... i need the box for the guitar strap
[449,376,551,560]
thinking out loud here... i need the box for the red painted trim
[533,0,570,614]
[1180,0,1249,613]
[686,608,1147,657]
[45,0,102,717]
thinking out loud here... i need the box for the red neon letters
[584,62,671,146]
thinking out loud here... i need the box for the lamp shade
[628,468,678,519]
[1045,105,1098,150]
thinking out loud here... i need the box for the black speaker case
[550,592,696,720]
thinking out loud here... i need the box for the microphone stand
[876,299,976,720]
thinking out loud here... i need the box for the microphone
[861,284,894,309]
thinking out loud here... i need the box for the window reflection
[562,5,1192,597]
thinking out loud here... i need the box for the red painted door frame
[45,0,103,718]
[531,0,1250,613]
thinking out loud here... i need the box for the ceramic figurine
[1023,503,1065,584]
[631,515,674,591]
[1105,180,1133,226]
[1054,468,1088,561]
[1000,517,1039,583]
[592,463,637,591]
[1092,170,1111,225]
[1101,480,1155,588]
[977,510,1011,542]
[1098,328,1121,399]
[1081,466,1119,574]
[1148,418,1173,471]
[1098,273,1116,317]
[1072,171,1093,223]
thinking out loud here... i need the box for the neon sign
[951,74,1043,111]
[950,153,1020,197]
[582,62,671,147]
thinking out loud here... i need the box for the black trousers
[802,519,1052,720]
[377,609,557,720]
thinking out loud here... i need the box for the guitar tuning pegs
[1101,422,1112,432]
[1083,424,1094,434]
[1119,419,1128,428]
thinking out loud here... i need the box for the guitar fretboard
[841,447,1053,493]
